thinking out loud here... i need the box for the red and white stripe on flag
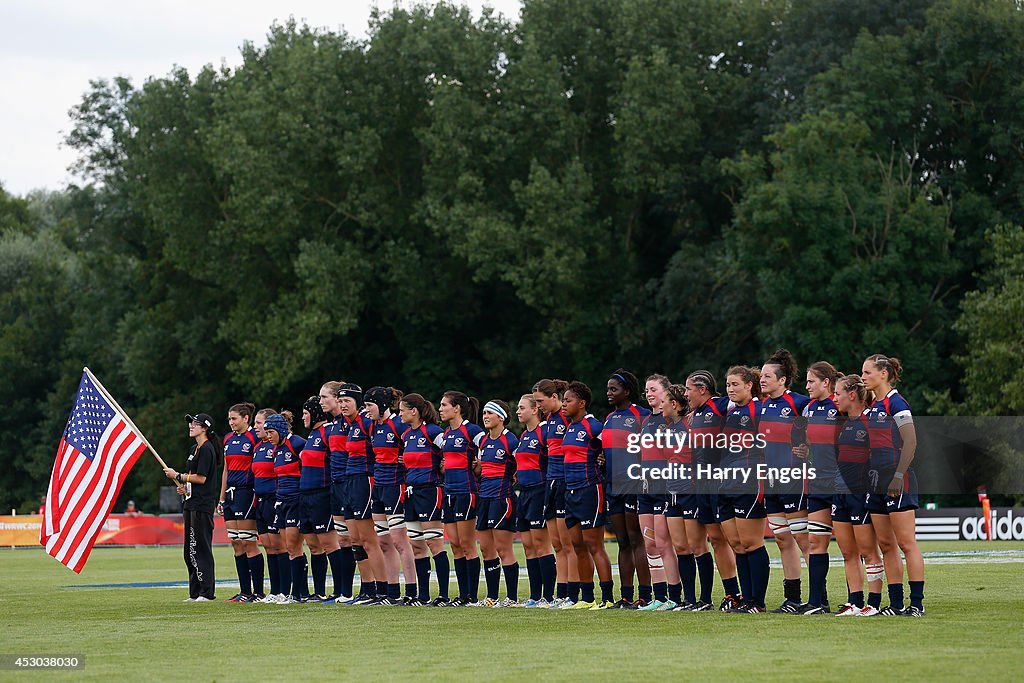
[40,371,147,573]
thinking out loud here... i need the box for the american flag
[40,370,148,572]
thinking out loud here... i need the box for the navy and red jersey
[804,397,841,484]
[223,429,258,489]
[344,412,376,477]
[273,434,306,502]
[563,415,604,489]
[836,413,871,494]
[402,422,445,486]
[689,396,730,466]
[542,411,571,481]
[513,424,546,489]
[329,414,352,483]
[866,389,913,473]
[721,399,761,469]
[478,429,519,499]
[636,412,667,463]
[441,421,485,494]
[758,391,810,469]
[603,405,652,475]
[251,439,277,496]
[372,416,410,486]
[299,423,331,491]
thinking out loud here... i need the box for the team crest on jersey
[556,425,566,435]
[495,449,505,459]
[781,407,792,417]
[313,438,321,447]
[386,433,395,443]
[352,428,361,437]
[455,438,465,447]
[417,437,427,447]
[740,416,750,426]
[576,432,587,442]
[828,409,838,419]
[624,418,636,427]
[856,430,867,440]
[242,442,251,452]
[527,439,537,448]
[704,413,714,422]
[876,411,888,421]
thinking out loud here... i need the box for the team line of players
[213,350,925,616]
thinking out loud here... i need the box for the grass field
[4,541,1024,682]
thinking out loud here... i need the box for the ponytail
[865,354,902,384]
[808,361,840,394]
[444,390,480,424]
[533,379,569,399]
[229,402,256,423]
[764,348,798,388]
[401,393,438,425]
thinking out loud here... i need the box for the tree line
[2,0,1022,512]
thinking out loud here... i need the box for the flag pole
[83,367,169,469]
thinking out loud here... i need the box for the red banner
[2,514,229,547]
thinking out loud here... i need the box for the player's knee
[768,515,790,537]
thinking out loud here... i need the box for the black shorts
[607,492,638,516]
[442,492,477,523]
[476,496,517,532]
[372,483,406,516]
[667,493,716,525]
[330,479,348,517]
[832,493,871,525]
[300,488,332,534]
[255,494,278,534]
[720,490,766,520]
[406,485,443,523]
[764,492,807,515]
[565,483,607,530]
[274,498,305,531]
[867,469,919,515]
[347,475,374,520]
[807,494,833,514]
[223,487,256,522]
[516,485,546,532]
[544,479,566,521]
[636,494,666,516]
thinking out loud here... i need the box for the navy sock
[324,549,343,597]
[638,584,652,602]
[234,554,252,595]
[888,582,905,609]
[696,553,714,603]
[723,575,740,600]
[679,553,696,604]
[277,553,292,596]
[621,584,635,602]
[653,581,668,602]
[735,552,751,602]
[266,551,280,595]
[557,582,568,600]
[405,582,416,598]
[467,557,481,602]
[454,557,467,599]
[433,551,451,600]
[484,558,502,600]
[540,554,556,601]
[526,558,541,601]
[248,554,264,596]
[599,580,614,603]
[569,581,581,602]
[784,577,801,603]
[290,555,308,599]
[363,577,376,598]
[311,553,328,596]
[581,582,595,603]
[376,581,388,599]
[749,546,770,607]
[388,582,401,600]
[503,562,520,602]
[909,580,924,609]
[338,547,355,597]
[868,591,882,609]
[849,590,865,608]
[669,582,683,605]
[415,557,432,602]
[808,553,828,607]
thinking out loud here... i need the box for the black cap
[185,413,214,429]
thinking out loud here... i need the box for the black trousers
[183,509,216,599]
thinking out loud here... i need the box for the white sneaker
[333,595,353,605]
[534,598,551,609]
[193,596,214,602]
[496,598,521,608]
[183,597,196,602]
[834,603,860,617]
[857,605,880,617]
